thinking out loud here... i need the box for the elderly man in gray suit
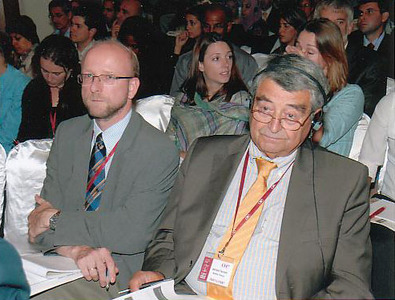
[130,54,373,299]
[28,40,179,299]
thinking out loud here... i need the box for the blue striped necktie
[85,133,106,211]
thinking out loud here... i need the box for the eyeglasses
[77,74,134,85]
[251,109,314,131]
[358,8,380,16]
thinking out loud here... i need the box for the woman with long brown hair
[287,18,364,156]
[166,33,251,155]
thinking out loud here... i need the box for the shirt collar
[248,140,297,168]
[363,31,385,50]
[92,109,132,150]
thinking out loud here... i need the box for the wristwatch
[49,211,61,231]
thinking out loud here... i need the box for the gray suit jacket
[36,112,179,288]
[143,135,373,298]
[169,45,258,97]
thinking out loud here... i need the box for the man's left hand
[28,195,59,243]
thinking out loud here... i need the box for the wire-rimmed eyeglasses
[251,109,315,131]
[77,74,134,85]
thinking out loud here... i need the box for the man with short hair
[111,0,142,38]
[170,3,258,96]
[102,0,119,34]
[71,5,105,60]
[314,0,387,116]
[349,0,394,78]
[49,0,73,38]
[28,40,179,299]
[129,54,373,299]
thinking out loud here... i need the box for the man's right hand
[56,245,118,288]
[129,271,165,292]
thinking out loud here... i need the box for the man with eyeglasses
[129,54,372,299]
[27,40,179,299]
[170,3,258,96]
[48,0,73,38]
[348,0,394,79]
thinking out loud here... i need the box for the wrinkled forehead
[205,10,226,24]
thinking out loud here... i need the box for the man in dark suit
[28,40,179,299]
[170,3,258,96]
[349,0,394,79]
[314,0,387,116]
[129,54,373,299]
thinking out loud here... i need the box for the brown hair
[181,32,248,104]
[300,18,348,94]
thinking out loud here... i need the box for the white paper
[21,253,83,296]
[112,279,209,300]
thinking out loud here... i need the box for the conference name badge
[198,252,234,287]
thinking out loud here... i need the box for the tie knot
[367,43,375,50]
[256,158,277,181]
[96,133,105,151]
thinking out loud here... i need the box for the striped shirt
[185,141,297,300]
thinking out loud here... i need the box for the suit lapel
[99,111,141,210]
[70,117,93,208]
[275,142,315,294]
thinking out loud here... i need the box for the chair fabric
[349,113,370,161]
[4,139,52,249]
[251,53,270,70]
[387,77,394,95]
[0,144,6,228]
[134,95,174,132]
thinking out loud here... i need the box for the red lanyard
[86,140,119,191]
[219,151,294,255]
[50,110,57,136]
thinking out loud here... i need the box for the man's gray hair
[81,39,140,77]
[251,54,330,112]
[314,0,354,25]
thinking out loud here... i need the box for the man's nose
[268,117,282,133]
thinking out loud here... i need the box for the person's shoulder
[311,144,367,174]
[336,84,364,99]
[56,114,91,135]
[178,50,192,64]
[191,134,249,154]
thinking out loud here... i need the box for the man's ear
[127,77,140,100]
[381,11,389,24]
[89,28,97,40]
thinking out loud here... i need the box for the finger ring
[90,267,97,271]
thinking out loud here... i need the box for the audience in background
[166,33,250,155]
[112,0,142,38]
[71,4,107,60]
[297,0,315,20]
[0,32,30,153]
[359,91,395,200]
[252,7,306,54]
[102,0,119,34]
[17,35,86,142]
[314,0,387,117]
[288,18,364,157]
[170,3,258,96]
[48,0,73,38]
[5,15,40,78]
[349,0,394,78]
[118,16,167,98]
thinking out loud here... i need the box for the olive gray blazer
[143,134,373,298]
[36,112,179,288]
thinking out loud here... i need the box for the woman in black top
[17,35,86,142]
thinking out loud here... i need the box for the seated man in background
[130,54,373,299]
[314,0,387,117]
[359,91,395,200]
[28,40,179,299]
[49,0,73,38]
[170,3,258,96]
